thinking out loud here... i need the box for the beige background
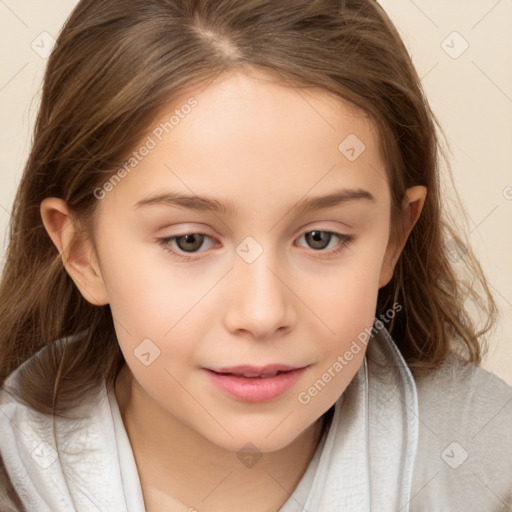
[0,1,511,384]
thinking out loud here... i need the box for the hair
[0,0,498,508]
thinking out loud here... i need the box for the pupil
[308,231,329,250]
[178,234,203,252]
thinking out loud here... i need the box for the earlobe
[40,197,109,306]
[378,186,427,288]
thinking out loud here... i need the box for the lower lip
[204,368,307,403]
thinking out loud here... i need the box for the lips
[203,364,308,402]
[207,364,300,378]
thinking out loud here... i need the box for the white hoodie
[1,322,511,511]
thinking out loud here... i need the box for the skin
[41,68,426,511]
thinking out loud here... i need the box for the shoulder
[413,351,512,433]
[414,350,512,414]
[410,352,512,511]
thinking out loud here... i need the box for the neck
[115,365,326,512]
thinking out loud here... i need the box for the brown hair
[0,0,497,507]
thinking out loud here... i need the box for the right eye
[156,232,217,260]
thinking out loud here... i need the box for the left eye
[296,230,350,251]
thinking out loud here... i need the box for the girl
[0,0,511,510]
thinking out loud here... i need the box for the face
[88,69,397,453]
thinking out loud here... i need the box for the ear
[379,186,427,288]
[40,197,109,305]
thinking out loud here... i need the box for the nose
[223,245,296,340]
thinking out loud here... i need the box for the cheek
[302,251,383,329]
[98,247,218,382]
[297,247,383,380]
[98,238,203,334]
[297,286,375,413]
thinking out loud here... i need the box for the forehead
[171,68,373,144]
[99,69,388,217]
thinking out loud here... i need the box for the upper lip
[205,364,305,378]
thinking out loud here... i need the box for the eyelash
[156,230,354,262]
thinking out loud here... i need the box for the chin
[199,415,321,455]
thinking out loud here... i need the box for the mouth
[203,364,308,402]
[207,364,301,378]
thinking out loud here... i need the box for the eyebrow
[134,188,375,216]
